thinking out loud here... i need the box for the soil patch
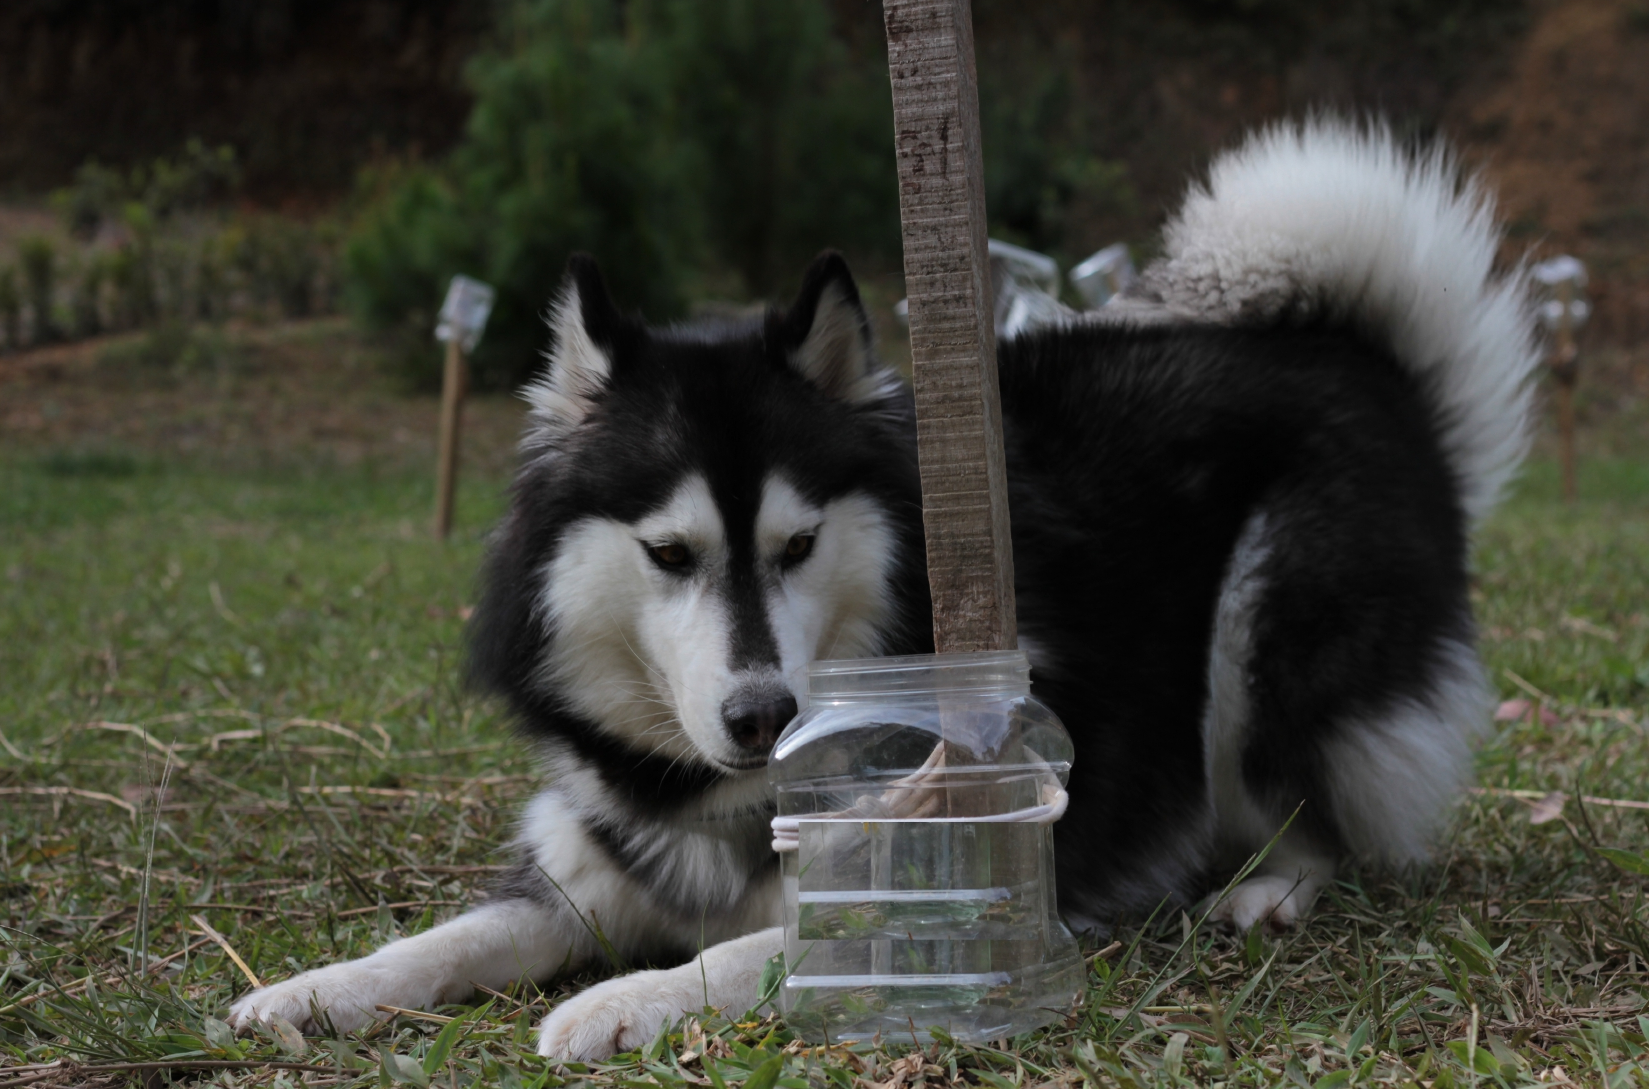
[0,317,527,476]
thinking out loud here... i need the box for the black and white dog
[231,121,1539,1058]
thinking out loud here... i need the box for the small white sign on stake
[435,274,496,352]
[1530,254,1587,502]
[432,274,496,539]
[1532,255,1590,333]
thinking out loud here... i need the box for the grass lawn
[1,323,1647,1088]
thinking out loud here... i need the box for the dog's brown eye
[648,543,691,569]
[783,534,815,563]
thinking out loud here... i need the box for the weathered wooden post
[1553,278,1579,503]
[883,0,1015,653]
[432,275,495,540]
[433,336,467,539]
[768,9,1083,1040]
[1533,256,1588,504]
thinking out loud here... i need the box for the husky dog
[230,121,1539,1059]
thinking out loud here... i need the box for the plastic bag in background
[1068,242,1136,308]
[987,239,1073,339]
[893,239,1136,342]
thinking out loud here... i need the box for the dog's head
[471,253,929,787]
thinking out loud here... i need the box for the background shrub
[341,0,1144,391]
[0,266,20,351]
[238,215,327,319]
[70,254,106,338]
[979,52,1137,264]
[19,236,63,345]
[340,0,902,391]
[647,0,899,296]
[344,0,697,390]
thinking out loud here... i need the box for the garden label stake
[434,335,467,539]
[432,275,496,539]
[883,0,1016,655]
[1532,255,1588,505]
[1552,276,1579,504]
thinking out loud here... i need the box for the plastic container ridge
[769,650,1082,1043]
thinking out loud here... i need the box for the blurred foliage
[979,50,1137,261]
[236,215,335,319]
[70,254,106,339]
[648,0,900,294]
[1154,0,1528,78]
[18,236,63,346]
[52,139,240,238]
[345,0,697,391]
[31,142,339,351]
[97,319,235,375]
[344,0,1140,391]
[0,266,20,352]
[10,0,1528,388]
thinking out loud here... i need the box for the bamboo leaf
[382,1050,432,1087]
[743,1054,784,1089]
[423,999,492,1076]
[1597,847,1649,876]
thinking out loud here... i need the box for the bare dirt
[0,318,527,475]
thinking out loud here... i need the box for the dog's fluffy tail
[1142,118,1541,524]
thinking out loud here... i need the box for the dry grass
[1,322,1646,1088]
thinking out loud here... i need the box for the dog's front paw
[537,970,693,1061]
[228,963,409,1036]
[1208,875,1313,932]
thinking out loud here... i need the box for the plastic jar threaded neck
[805,650,1032,702]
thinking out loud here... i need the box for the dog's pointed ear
[525,254,622,430]
[777,251,889,402]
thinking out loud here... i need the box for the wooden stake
[1551,278,1579,504]
[434,337,468,539]
[884,0,1016,654]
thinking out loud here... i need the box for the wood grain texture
[432,337,467,540]
[883,0,1017,653]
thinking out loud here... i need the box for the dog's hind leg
[536,926,784,1061]
[228,898,566,1034]
[1198,511,1341,932]
[1209,639,1486,930]
[1317,638,1487,866]
[1200,481,1489,931]
[1206,838,1335,932]
[1199,513,1324,931]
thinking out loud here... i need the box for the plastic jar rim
[806,649,1032,700]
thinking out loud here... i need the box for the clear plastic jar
[769,650,1082,1043]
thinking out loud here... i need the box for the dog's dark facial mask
[475,253,923,785]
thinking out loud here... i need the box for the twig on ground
[190,913,261,988]
[0,937,215,1014]
[0,1059,335,1087]
[0,787,136,819]
[335,899,464,918]
[80,721,191,767]
[1471,786,1649,812]
[376,1003,454,1023]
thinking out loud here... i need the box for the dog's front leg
[228,898,564,1035]
[537,926,784,1061]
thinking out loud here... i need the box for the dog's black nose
[722,693,799,756]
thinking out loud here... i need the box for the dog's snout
[722,692,799,756]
